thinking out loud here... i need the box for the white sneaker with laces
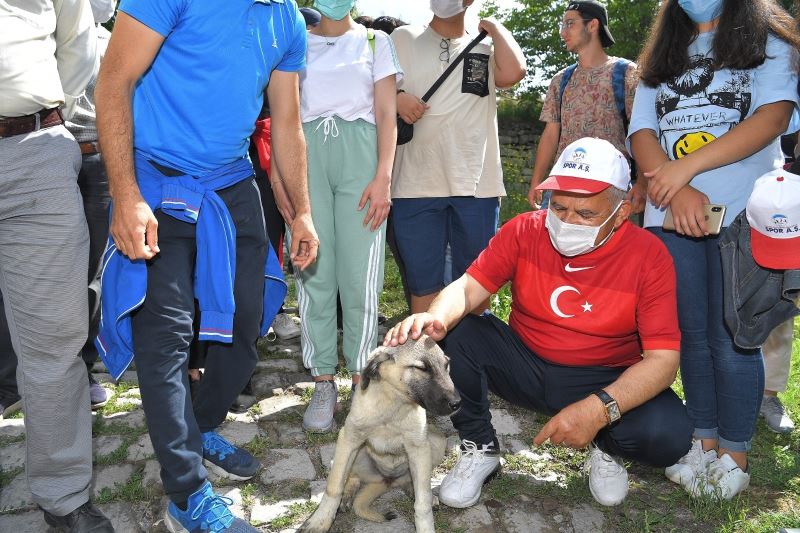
[438,440,501,509]
[760,395,795,434]
[585,444,628,506]
[665,439,717,490]
[692,453,749,500]
[272,313,300,341]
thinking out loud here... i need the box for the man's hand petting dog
[533,396,607,449]
[383,312,448,346]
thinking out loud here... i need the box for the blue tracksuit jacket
[95,151,287,379]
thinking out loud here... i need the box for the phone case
[663,204,726,235]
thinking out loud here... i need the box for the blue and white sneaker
[201,431,261,481]
[165,481,258,532]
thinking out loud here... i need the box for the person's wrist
[113,189,144,205]
[587,394,611,428]
[680,154,703,180]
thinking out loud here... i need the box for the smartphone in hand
[662,204,726,235]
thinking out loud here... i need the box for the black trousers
[440,314,693,468]
[132,177,266,502]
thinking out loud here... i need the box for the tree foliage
[484,0,797,95]
[483,0,658,93]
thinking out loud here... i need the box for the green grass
[240,482,258,511]
[93,471,148,505]
[265,500,317,530]
[0,434,25,447]
[0,466,23,489]
[242,435,276,457]
[380,247,410,321]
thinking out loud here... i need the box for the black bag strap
[420,30,488,103]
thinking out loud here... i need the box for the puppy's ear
[361,346,396,390]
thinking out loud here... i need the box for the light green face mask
[314,0,354,21]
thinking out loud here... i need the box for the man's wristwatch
[592,390,621,426]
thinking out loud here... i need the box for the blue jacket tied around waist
[95,152,287,379]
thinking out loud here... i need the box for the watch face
[608,401,621,422]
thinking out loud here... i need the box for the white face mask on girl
[430,0,466,19]
[545,201,622,257]
[90,0,116,24]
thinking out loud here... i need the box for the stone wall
[498,119,540,151]
[496,119,540,220]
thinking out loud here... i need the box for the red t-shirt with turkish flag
[467,210,680,367]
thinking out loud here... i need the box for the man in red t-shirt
[385,138,691,509]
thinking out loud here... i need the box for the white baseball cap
[746,169,800,270]
[536,137,631,194]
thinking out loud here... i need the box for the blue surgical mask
[314,0,354,21]
[678,0,723,24]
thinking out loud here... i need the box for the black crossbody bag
[396,30,488,145]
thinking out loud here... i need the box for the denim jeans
[650,228,763,452]
[392,196,500,296]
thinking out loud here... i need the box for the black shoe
[43,501,114,532]
[0,393,22,419]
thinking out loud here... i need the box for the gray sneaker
[89,374,108,409]
[302,380,337,433]
[760,395,795,434]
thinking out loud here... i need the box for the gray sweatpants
[0,125,92,515]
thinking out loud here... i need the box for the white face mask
[430,0,466,19]
[90,0,116,24]
[546,201,622,257]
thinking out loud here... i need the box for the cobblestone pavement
[0,331,694,532]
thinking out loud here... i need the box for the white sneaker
[438,440,501,508]
[665,440,717,491]
[585,444,628,506]
[760,395,795,434]
[271,313,300,341]
[692,453,749,500]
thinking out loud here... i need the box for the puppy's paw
[354,508,390,523]
[299,520,329,533]
[299,511,332,533]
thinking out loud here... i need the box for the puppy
[300,336,461,533]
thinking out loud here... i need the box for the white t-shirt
[390,25,505,199]
[300,25,403,124]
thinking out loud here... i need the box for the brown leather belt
[0,108,64,138]
[79,141,100,155]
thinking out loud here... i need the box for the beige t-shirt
[390,25,505,199]
[540,58,638,160]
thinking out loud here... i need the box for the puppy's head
[361,336,461,416]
